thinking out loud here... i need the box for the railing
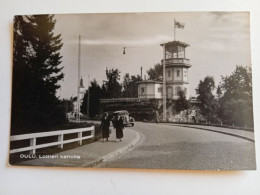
[165,58,190,64]
[10,126,95,154]
[100,98,141,103]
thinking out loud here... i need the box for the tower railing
[164,58,190,64]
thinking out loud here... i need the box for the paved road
[97,122,256,170]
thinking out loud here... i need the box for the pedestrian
[155,110,159,123]
[100,112,110,142]
[114,114,124,142]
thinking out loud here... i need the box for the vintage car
[112,110,135,126]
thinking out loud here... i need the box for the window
[141,87,145,95]
[184,88,187,95]
[177,70,180,77]
[158,87,162,93]
[167,70,171,77]
[184,70,187,78]
[175,86,181,95]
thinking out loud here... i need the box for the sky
[53,12,251,99]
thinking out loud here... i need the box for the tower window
[158,87,162,93]
[167,70,171,77]
[141,87,145,95]
[177,70,180,77]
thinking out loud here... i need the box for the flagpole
[174,19,176,41]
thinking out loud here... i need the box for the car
[112,110,135,126]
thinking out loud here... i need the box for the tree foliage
[81,79,102,117]
[147,63,163,81]
[218,66,253,126]
[101,68,122,98]
[220,66,252,101]
[175,90,190,113]
[61,97,74,113]
[11,15,65,134]
[122,73,142,98]
[196,76,219,123]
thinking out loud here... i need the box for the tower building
[161,40,191,99]
[137,40,191,100]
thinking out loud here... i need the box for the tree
[61,97,74,113]
[11,15,64,133]
[12,16,32,130]
[218,66,253,126]
[175,90,189,113]
[220,66,252,101]
[122,73,142,98]
[81,79,101,117]
[196,76,219,123]
[101,82,109,98]
[147,63,163,81]
[102,68,122,98]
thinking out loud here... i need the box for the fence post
[30,137,36,154]
[78,131,82,145]
[58,134,64,149]
[92,126,95,137]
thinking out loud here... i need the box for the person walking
[114,114,124,142]
[100,112,110,142]
[154,110,159,123]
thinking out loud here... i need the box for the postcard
[9,12,256,170]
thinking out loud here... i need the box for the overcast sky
[54,12,251,99]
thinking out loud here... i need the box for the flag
[175,20,185,29]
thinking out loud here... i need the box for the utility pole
[76,35,81,123]
[141,66,143,80]
[174,19,176,41]
[87,75,90,118]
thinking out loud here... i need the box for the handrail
[165,58,190,64]
[10,126,95,154]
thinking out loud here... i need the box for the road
[97,122,256,170]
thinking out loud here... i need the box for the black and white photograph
[9,12,256,170]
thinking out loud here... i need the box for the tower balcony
[165,58,190,64]
[162,58,191,68]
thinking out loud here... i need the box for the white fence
[10,126,95,155]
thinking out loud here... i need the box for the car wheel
[132,123,134,126]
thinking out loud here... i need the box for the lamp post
[162,43,166,121]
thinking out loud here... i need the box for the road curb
[84,128,141,167]
[168,124,255,143]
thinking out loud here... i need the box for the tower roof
[160,40,190,48]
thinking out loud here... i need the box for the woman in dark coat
[100,112,110,142]
[114,115,124,142]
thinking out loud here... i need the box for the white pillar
[78,132,82,145]
[58,134,64,149]
[30,137,36,154]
